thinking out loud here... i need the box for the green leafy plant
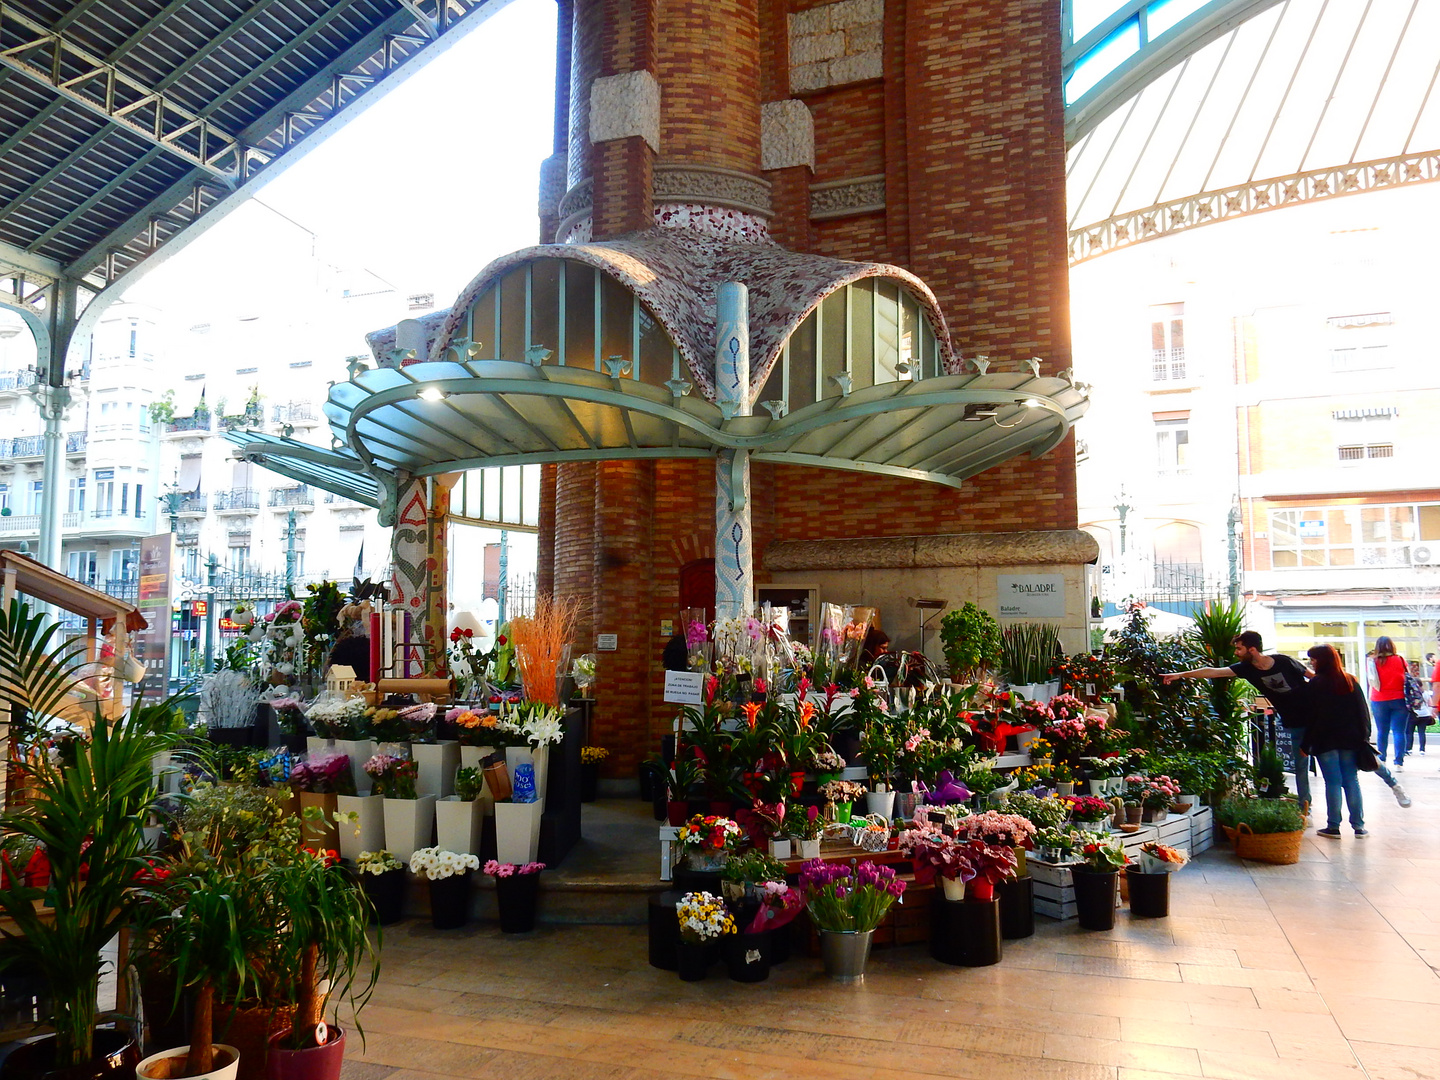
[0,598,90,746]
[1215,794,1303,834]
[939,602,1001,681]
[0,706,178,1069]
[720,850,787,884]
[1256,744,1288,798]
[454,766,484,802]
[999,623,1063,685]
[147,390,176,424]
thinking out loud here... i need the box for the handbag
[1356,742,1381,772]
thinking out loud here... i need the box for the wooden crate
[1120,825,1159,856]
[1034,895,1078,921]
[1191,807,1215,854]
[1153,817,1192,846]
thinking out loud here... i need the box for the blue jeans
[1372,699,1409,766]
[1285,727,1310,808]
[1315,749,1364,831]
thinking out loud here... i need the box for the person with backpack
[1369,637,1412,770]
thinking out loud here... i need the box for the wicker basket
[1222,823,1303,865]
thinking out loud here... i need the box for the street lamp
[159,483,184,532]
[1114,486,1133,556]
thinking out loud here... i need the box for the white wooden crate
[1034,896,1078,921]
[1191,807,1214,854]
[1120,825,1159,856]
[1153,817,1192,846]
[659,826,679,880]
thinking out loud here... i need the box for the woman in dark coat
[1302,644,1370,839]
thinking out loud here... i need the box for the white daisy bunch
[675,891,735,943]
[305,695,368,723]
[355,849,403,875]
[408,846,480,881]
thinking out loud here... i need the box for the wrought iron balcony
[272,402,320,425]
[213,488,260,512]
[166,414,212,434]
[269,485,314,508]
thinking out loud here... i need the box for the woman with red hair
[1302,644,1371,839]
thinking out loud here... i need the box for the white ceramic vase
[136,1045,240,1080]
[768,838,792,859]
[798,839,821,860]
[865,790,896,821]
[335,793,384,863]
[435,796,485,857]
[382,794,437,863]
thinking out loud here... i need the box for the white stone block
[788,5,831,36]
[845,22,883,53]
[789,61,831,94]
[827,0,884,29]
[589,69,661,153]
[761,99,815,172]
[790,29,845,65]
[828,49,883,85]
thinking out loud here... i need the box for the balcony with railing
[0,432,92,459]
[0,513,38,535]
[174,493,208,516]
[165,414,212,435]
[0,370,38,393]
[272,402,321,427]
[269,485,315,509]
[213,488,260,513]
[100,578,138,601]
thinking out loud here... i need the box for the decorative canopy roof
[223,429,380,508]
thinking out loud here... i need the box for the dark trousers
[1406,714,1429,752]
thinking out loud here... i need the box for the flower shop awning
[222,430,382,509]
[317,358,1089,494]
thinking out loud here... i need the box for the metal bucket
[819,929,874,982]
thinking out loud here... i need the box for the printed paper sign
[997,574,1065,618]
[596,633,618,651]
[663,669,705,705]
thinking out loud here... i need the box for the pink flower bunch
[1064,794,1114,822]
[483,860,546,877]
[898,828,976,884]
[903,728,931,753]
[1015,698,1054,726]
[1047,693,1089,722]
[953,811,1038,848]
[291,752,352,794]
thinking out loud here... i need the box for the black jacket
[1300,678,1372,755]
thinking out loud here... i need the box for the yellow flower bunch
[676,890,735,943]
[580,746,609,765]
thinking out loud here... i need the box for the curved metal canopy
[319,358,1090,504]
[0,0,513,371]
[223,428,380,508]
[1067,0,1440,261]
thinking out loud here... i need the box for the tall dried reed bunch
[509,596,579,707]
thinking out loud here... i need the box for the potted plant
[409,847,480,929]
[354,849,406,925]
[1071,836,1128,931]
[783,803,823,859]
[1128,841,1188,919]
[289,753,353,852]
[1064,794,1113,832]
[579,745,608,802]
[0,704,175,1079]
[434,766,485,857]
[673,891,734,981]
[818,778,866,824]
[368,755,435,863]
[859,725,896,818]
[265,846,378,1080]
[718,850,787,903]
[799,859,906,981]
[1052,761,1074,796]
[482,859,546,933]
[1139,774,1181,823]
[1215,795,1304,865]
[899,826,975,901]
[724,880,800,983]
[674,814,742,873]
[939,601,1001,682]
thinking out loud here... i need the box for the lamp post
[1114,487,1133,556]
[159,483,183,533]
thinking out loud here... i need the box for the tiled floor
[340,768,1440,1080]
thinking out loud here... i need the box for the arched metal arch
[0,288,52,364]
[1064,0,1285,145]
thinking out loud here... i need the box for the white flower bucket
[506,745,549,810]
[495,800,543,864]
[334,739,377,795]
[798,839,821,860]
[435,796,484,857]
[768,838,792,859]
[137,1046,239,1080]
[414,741,461,798]
[942,877,966,901]
[382,794,437,863]
[306,736,334,756]
[336,793,384,863]
[865,790,896,821]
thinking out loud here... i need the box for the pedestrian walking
[1369,637,1410,770]
[1407,659,1431,755]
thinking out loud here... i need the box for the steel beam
[0,127,112,227]
[25,146,167,253]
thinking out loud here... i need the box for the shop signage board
[136,533,175,699]
[663,670,705,705]
[997,574,1065,618]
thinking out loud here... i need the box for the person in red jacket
[1369,636,1410,769]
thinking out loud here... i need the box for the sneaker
[1354,828,1369,838]
[1393,783,1413,808]
[1397,760,1406,771]
[1316,828,1342,839]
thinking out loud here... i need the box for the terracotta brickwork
[544,0,1076,775]
[655,0,761,172]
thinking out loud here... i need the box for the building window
[120,483,129,516]
[66,550,97,585]
[1328,311,1391,370]
[94,469,114,517]
[1154,416,1190,476]
[1269,502,1440,569]
[67,477,85,514]
[110,549,138,583]
[29,480,43,514]
[134,483,143,517]
[128,328,137,358]
[0,484,8,512]
[1337,443,1393,461]
[1150,302,1185,381]
[229,545,249,571]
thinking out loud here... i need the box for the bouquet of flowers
[364,754,417,799]
[676,815,743,853]
[1015,698,1054,728]
[675,891,734,943]
[447,707,509,747]
[580,746,609,766]
[1138,842,1189,874]
[741,880,805,936]
[952,810,1037,850]
[818,779,866,805]
[355,850,403,875]
[517,701,565,747]
[572,653,597,694]
[898,827,975,886]
[1140,775,1181,810]
[289,752,355,795]
[454,767,484,802]
[1025,736,1054,762]
[482,859,546,877]
[1007,791,1069,830]
[305,695,368,739]
[1064,794,1114,823]
[1034,825,1090,861]
[1042,715,1089,761]
[800,859,906,932]
[1048,693,1088,723]
[409,847,480,880]
[1077,836,1128,871]
[365,707,405,743]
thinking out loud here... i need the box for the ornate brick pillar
[389,475,452,677]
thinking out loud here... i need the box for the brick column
[591,459,655,775]
[553,462,597,644]
[537,463,557,596]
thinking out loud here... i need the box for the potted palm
[265,847,379,1080]
[0,704,176,1080]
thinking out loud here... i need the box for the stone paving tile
[349,790,1440,1078]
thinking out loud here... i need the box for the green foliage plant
[0,706,177,1069]
[999,623,1063,685]
[0,598,90,745]
[1215,794,1303,834]
[939,602,1001,681]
